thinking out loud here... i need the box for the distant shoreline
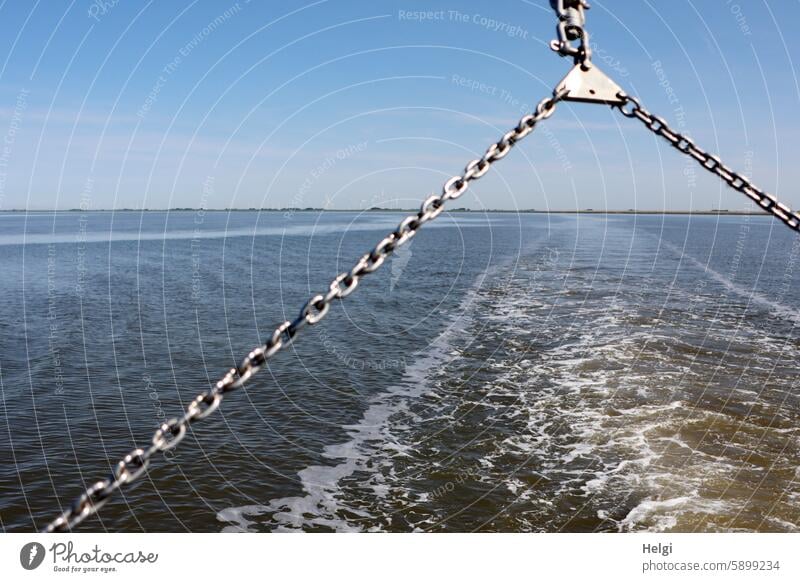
[0,208,766,216]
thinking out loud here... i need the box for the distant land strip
[2,208,768,216]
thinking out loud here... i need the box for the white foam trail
[617,495,729,532]
[662,241,800,326]
[217,234,800,533]
[217,275,486,532]
[0,216,479,247]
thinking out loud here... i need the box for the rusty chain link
[616,92,800,232]
[42,88,568,532]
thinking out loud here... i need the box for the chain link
[616,92,800,232]
[550,0,592,65]
[42,88,568,533]
[41,76,800,532]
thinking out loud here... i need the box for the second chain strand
[616,92,800,231]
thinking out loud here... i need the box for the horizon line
[0,208,766,216]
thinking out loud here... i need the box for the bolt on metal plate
[555,64,626,105]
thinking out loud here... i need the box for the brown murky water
[1,211,798,531]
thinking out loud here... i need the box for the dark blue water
[1,210,798,532]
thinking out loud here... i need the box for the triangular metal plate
[555,64,625,105]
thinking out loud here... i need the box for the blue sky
[0,0,797,211]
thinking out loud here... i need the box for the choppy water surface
[1,210,798,532]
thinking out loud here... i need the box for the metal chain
[550,0,592,66]
[616,92,800,231]
[42,88,568,533]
